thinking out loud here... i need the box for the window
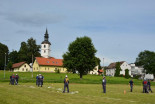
[34,68,35,70]
[25,65,26,67]
[26,69,28,71]
[45,68,46,70]
[44,45,46,48]
[22,68,24,71]
[44,50,46,53]
[48,68,49,70]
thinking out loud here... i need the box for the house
[12,62,31,72]
[106,61,131,76]
[33,57,67,73]
[130,64,145,77]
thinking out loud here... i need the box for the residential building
[33,57,67,73]
[89,65,104,75]
[106,61,131,76]
[12,62,31,72]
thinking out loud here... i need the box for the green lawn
[0,71,155,85]
[0,82,155,104]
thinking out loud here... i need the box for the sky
[0,0,155,66]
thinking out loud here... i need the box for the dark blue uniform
[102,77,106,93]
[147,80,153,93]
[129,80,134,92]
[143,80,148,93]
[63,77,69,93]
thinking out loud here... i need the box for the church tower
[41,29,51,58]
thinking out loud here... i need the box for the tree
[114,62,121,77]
[18,38,41,64]
[63,36,97,79]
[6,61,13,71]
[135,50,155,78]
[0,42,9,70]
[95,57,102,69]
[8,50,19,64]
[125,69,130,79]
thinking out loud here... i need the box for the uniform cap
[66,75,68,77]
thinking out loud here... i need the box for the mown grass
[0,71,155,85]
[0,82,155,104]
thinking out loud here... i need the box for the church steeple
[42,29,51,45]
[41,29,51,58]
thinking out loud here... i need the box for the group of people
[10,74,19,85]
[36,74,44,87]
[129,79,153,93]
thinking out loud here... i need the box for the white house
[89,66,99,75]
[130,64,144,76]
[106,61,131,76]
[12,62,31,72]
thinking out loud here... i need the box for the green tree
[95,57,102,69]
[8,50,19,64]
[114,62,121,77]
[63,36,97,79]
[0,43,9,70]
[135,50,155,78]
[6,61,13,71]
[125,69,130,79]
[18,38,41,64]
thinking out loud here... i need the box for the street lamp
[4,53,6,79]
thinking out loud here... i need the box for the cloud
[1,11,65,26]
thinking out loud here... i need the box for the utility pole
[4,53,6,79]
[32,54,33,78]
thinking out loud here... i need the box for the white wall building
[106,61,131,76]
[89,66,99,75]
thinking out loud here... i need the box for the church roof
[41,29,51,45]
[35,57,63,66]
[12,62,26,68]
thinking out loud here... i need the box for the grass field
[0,82,155,104]
[0,71,155,85]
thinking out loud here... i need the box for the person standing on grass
[143,79,148,93]
[11,74,15,85]
[36,75,38,85]
[147,80,153,93]
[15,74,19,85]
[129,79,134,92]
[102,76,106,93]
[63,75,69,93]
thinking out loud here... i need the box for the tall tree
[114,62,121,77]
[95,57,102,69]
[8,50,19,64]
[63,36,97,79]
[18,38,41,64]
[135,50,155,78]
[0,43,9,70]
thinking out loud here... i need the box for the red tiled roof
[98,69,104,72]
[36,57,63,66]
[107,61,125,69]
[12,62,25,68]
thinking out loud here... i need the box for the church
[33,29,67,73]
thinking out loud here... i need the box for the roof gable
[107,61,125,69]
[12,62,25,68]
[36,57,63,66]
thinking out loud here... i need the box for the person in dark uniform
[102,76,106,93]
[9,75,12,85]
[36,75,38,85]
[129,79,134,92]
[11,74,15,85]
[38,74,43,87]
[63,75,69,93]
[143,79,148,93]
[15,74,19,85]
[147,80,153,93]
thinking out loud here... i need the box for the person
[36,75,38,85]
[147,80,153,93]
[63,75,69,93]
[38,74,43,87]
[102,76,106,93]
[15,74,19,85]
[9,75,12,85]
[129,79,134,92]
[143,79,148,93]
[11,74,15,85]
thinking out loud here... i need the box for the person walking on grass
[15,74,19,85]
[129,79,134,92]
[63,75,69,93]
[147,80,153,93]
[102,76,106,93]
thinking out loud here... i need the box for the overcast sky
[0,0,155,66]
